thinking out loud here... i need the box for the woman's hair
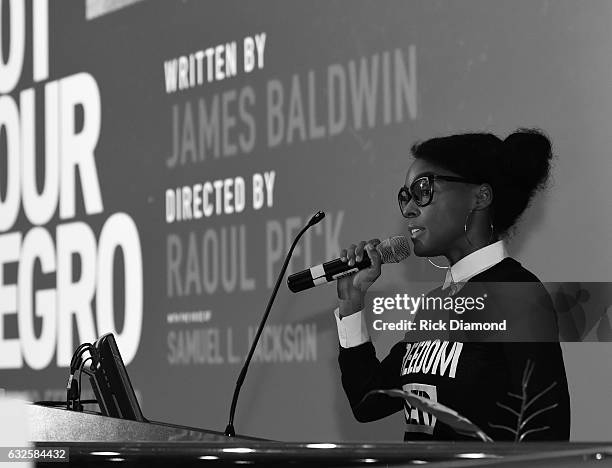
[411,128,554,237]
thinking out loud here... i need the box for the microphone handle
[287,251,372,293]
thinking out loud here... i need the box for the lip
[408,225,426,238]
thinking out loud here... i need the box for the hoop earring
[427,257,455,289]
[464,209,475,247]
[427,258,449,269]
[464,209,496,246]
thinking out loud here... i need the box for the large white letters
[0,0,143,369]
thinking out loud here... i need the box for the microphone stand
[224,210,325,437]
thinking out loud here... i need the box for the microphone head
[376,236,411,264]
[308,211,325,226]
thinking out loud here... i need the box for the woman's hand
[337,239,382,317]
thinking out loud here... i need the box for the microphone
[287,236,411,293]
[224,210,325,437]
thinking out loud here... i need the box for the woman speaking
[335,129,570,441]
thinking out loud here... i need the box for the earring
[428,257,458,294]
[487,217,495,243]
[464,209,476,247]
[427,258,449,269]
[464,209,495,247]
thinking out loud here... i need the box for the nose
[402,199,420,218]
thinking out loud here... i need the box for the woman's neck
[445,238,499,266]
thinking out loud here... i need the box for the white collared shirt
[334,240,510,348]
[442,240,509,291]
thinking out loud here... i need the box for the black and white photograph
[1,0,611,466]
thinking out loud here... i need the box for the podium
[27,404,251,443]
[26,404,612,466]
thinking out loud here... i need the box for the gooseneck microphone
[287,236,411,293]
[224,210,325,437]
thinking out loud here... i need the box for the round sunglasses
[398,173,482,215]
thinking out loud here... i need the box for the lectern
[25,404,612,467]
[27,404,248,443]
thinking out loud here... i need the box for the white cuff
[334,307,371,348]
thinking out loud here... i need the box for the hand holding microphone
[337,239,385,317]
[340,238,384,285]
[286,235,411,316]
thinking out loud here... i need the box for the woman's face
[402,159,477,262]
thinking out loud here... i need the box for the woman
[335,129,570,441]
